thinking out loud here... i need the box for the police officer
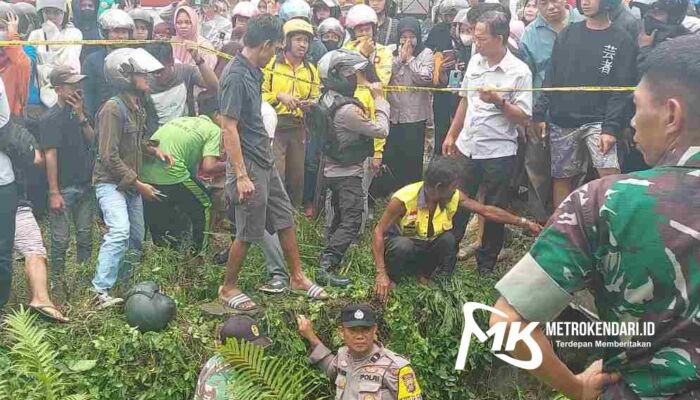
[297,304,424,400]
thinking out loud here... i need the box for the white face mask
[460,33,472,46]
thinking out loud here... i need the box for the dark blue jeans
[0,182,18,309]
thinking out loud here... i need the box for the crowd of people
[0,0,699,397]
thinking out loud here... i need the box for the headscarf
[396,17,425,57]
[173,6,217,68]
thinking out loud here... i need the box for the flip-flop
[218,289,260,315]
[28,304,69,323]
[291,284,328,300]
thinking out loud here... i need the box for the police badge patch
[397,366,422,400]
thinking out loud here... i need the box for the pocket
[358,380,382,399]
[334,374,346,400]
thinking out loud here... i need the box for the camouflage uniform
[495,146,700,399]
[194,355,233,400]
[310,341,423,400]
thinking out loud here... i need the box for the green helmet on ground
[124,281,177,333]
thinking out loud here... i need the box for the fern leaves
[219,338,323,400]
[1,307,89,400]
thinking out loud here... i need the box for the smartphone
[448,69,463,89]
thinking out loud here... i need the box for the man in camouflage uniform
[490,35,700,400]
[194,315,272,400]
[297,304,423,400]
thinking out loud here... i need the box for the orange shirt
[0,32,31,118]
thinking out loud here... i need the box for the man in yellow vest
[372,157,543,302]
[262,19,320,207]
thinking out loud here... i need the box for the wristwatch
[519,217,528,226]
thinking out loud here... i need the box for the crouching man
[372,157,542,303]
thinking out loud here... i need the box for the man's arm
[373,198,407,303]
[191,52,219,91]
[44,148,64,212]
[458,191,541,234]
[490,298,620,400]
[442,97,468,156]
[200,155,226,174]
[296,315,338,379]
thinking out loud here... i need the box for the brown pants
[273,116,305,207]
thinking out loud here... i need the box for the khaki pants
[273,115,306,207]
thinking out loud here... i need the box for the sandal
[28,304,69,323]
[218,287,260,315]
[259,279,288,294]
[291,284,328,300]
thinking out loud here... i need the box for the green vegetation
[1,213,566,399]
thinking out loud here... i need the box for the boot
[316,257,351,287]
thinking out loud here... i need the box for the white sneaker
[94,293,124,310]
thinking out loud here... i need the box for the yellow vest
[393,182,460,240]
[262,54,320,118]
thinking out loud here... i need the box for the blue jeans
[48,184,95,281]
[93,183,144,293]
[261,231,289,283]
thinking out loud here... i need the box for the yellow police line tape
[0,38,637,93]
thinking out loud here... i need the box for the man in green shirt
[141,92,225,256]
[491,36,700,399]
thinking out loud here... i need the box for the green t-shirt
[140,116,221,185]
[496,147,700,398]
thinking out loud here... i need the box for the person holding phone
[40,66,95,294]
[262,19,320,207]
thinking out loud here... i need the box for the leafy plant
[219,338,326,400]
[1,307,89,400]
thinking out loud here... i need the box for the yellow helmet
[283,18,314,39]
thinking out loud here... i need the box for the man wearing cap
[194,315,273,400]
[297,304,424,400]
[40,65,95,293]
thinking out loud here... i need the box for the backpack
[304,95,374,167]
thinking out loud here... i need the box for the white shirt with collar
[456,50,532,160]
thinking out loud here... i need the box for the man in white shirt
[443,10,532,276]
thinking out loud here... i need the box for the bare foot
[290,276,315,291]
[218,286,257,311]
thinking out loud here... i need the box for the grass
[1,207,572,400]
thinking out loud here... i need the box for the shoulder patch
[397,366,422,400]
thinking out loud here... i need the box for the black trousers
[375,121,426,197]
[143,179,211,256]
[452,154,516,274]
[0,182,18,309]
[432,92,459,156]
[385,231,457,280]
[322,176,364,267]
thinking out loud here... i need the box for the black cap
[341,304,377,328]
[220,315,272,348]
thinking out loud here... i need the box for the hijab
[173,6,216,67]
